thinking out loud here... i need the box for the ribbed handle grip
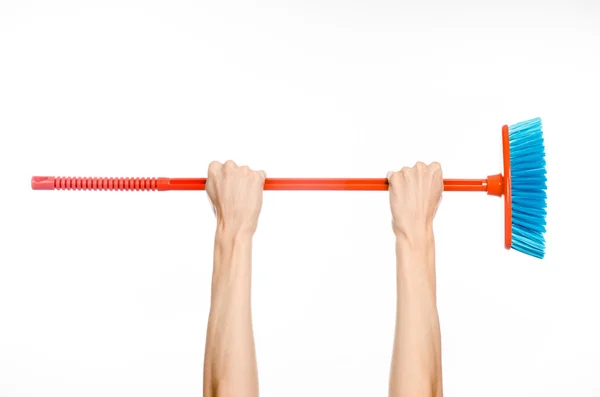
[32,176,160,191]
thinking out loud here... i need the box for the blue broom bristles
[508,117,547,259]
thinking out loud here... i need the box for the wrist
[213,228,253,279]
[395,225,436,280]
[214,230,253,257]
[216,222,254,242]
[395,223,434,245]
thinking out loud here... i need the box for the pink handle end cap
[31,176,56,190]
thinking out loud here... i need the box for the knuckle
[400,167,412,178]
[429,161,441,170]
[224,160,237,168]
[208,161,221,174]
[389,171,402,183]
[429,162,442,176]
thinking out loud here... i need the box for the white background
[1,0,599,396]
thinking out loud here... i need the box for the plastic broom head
[502,117,547,259]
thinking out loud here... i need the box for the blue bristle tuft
[508,117,547,259]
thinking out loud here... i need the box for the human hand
[387,161,443,239]
[206,160,266,237]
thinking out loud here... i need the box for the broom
[31,118,547,259]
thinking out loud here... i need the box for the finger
[388,170,405,185]
[429,162,443,187]
[258,170,267,180]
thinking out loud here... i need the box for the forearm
[389,229,442,397]
[203,229,258,397]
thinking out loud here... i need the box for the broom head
[502,117,547,259]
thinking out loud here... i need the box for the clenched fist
[206,160,266,237]
[388,161,443,239]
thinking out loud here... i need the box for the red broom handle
[31,176,494,192]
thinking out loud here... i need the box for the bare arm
[203,160,266,397]
[388,162,443,397]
